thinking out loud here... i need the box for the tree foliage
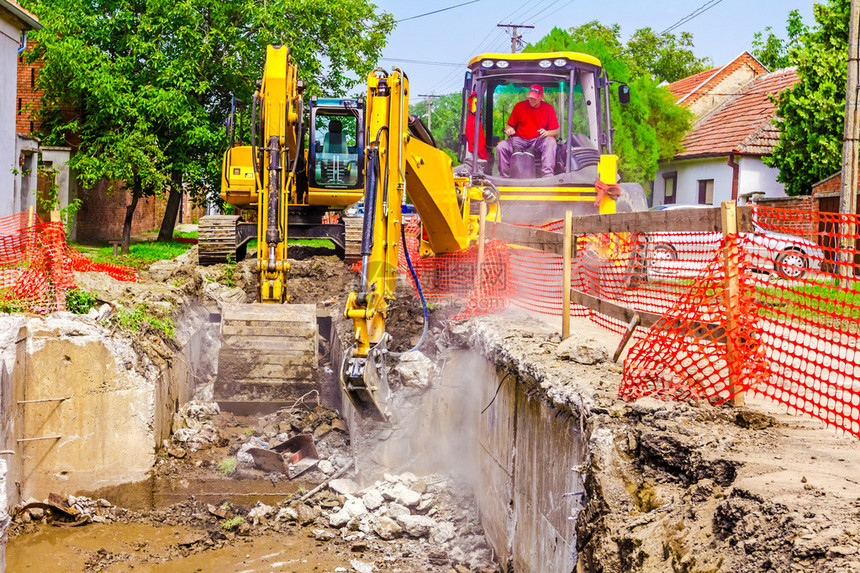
[764,0,849,196]
[23,0,394,239]
[568,21,711,83]
[528,28,694,185]
[751,10,808,70]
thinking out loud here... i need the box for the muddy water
[8,523,350,572]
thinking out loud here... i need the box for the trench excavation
[3,249,860,573]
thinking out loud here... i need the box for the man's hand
[538,128,547,137]
[505,125,516,136]
[539,127,559,138]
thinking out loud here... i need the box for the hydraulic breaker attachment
[340,335,391,422]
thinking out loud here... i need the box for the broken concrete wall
[0,314,196,506]
[476,358,586,572]
[335,336,586,572]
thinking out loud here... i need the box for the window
[698,179,714,204]
[662,172,677,204]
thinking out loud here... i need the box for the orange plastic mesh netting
[0,212,137,313]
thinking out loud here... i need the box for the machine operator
[495,84,559,178]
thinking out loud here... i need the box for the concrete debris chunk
[329,508,351,528]
[275,507,298,522]
[329,478,360,496]
[372,516,403,540]
[362,489,384,511]
[432,521,455,544]
[350,559,375,573]
[386,503,411,520]
[318,460,335,475]
[247,502,273,525]
[395,352,439,389]
[555,333,609,364]
[395,514,437,538]
[313,528,335,541]
[343,497,368,519]
[395,487,421,508]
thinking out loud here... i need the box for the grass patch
[173,230,198,240]
[0,292,27,313]
[221,516,244,531]
[218,457,237,475]
[755,280,860,323]
[110,304,176,338]
[288,238,335,248]
[72,240,192,270]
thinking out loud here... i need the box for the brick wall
[75,180,166,242]
[16,48,43,135]
[751,195,817,241]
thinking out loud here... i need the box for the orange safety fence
[365,205,860,438]
[0,212,137,313]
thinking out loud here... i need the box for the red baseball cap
[528,84,544,98]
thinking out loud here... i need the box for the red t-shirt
[507,100,559,140]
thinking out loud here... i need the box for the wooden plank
[221,322,316,337]
[571,206,753,235]
[721,201,745,406]
[569,289,727,344]
[222,304,317,322]
[487,221,564,255]
[220,336,316,351]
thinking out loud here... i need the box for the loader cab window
[460,64,604,182]
[308,107,363,190]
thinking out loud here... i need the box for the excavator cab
[458,52,626,224]
[307,98,365,195]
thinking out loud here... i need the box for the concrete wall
[654,156,786,207]
[0,13,21,219]
[339,347,587,572]
[0,316,194,505]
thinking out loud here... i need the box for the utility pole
[497,22,534,53]
[840,0,860,280]
[418,94,443,131]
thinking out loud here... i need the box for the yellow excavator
[210,45,627,419]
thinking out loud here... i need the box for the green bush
[65,288,98,314]
[110,304,176,338]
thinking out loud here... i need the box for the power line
[397,0,481,23]
[534,0,578,25]
[660,0,726,35]
[381,57,462,67]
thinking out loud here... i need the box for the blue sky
[372,0,817,96]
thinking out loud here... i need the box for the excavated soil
[454,310,860,573]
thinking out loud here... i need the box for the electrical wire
[533,0,577,25]
[381,57,462,67]
[660,0,726,35]
[397,0,482,23]
[482,371,514,414]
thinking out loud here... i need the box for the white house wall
[0,13,19,219]
[654,156,787,207]
[738,156,787,198]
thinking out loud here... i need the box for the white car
[649,205,824,280]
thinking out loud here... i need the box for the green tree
[527,28,693,185]
[24,0,394,243]
[567,21,711,83]
[751,10,808,70]
[765,0,849,196]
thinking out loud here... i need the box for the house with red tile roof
[653,62,799,208]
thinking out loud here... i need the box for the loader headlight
[496,60,509,68]
[481,60,494,68]
[538,60,552,68]
[553,59,567,67]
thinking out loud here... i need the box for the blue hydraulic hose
[389,223,428,357]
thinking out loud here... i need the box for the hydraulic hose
[389,222,428,357]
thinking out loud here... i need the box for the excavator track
[343,216,364,265]
[214,303,318,413]
[198,215,243,265]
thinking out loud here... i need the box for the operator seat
[323,119,348,155]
